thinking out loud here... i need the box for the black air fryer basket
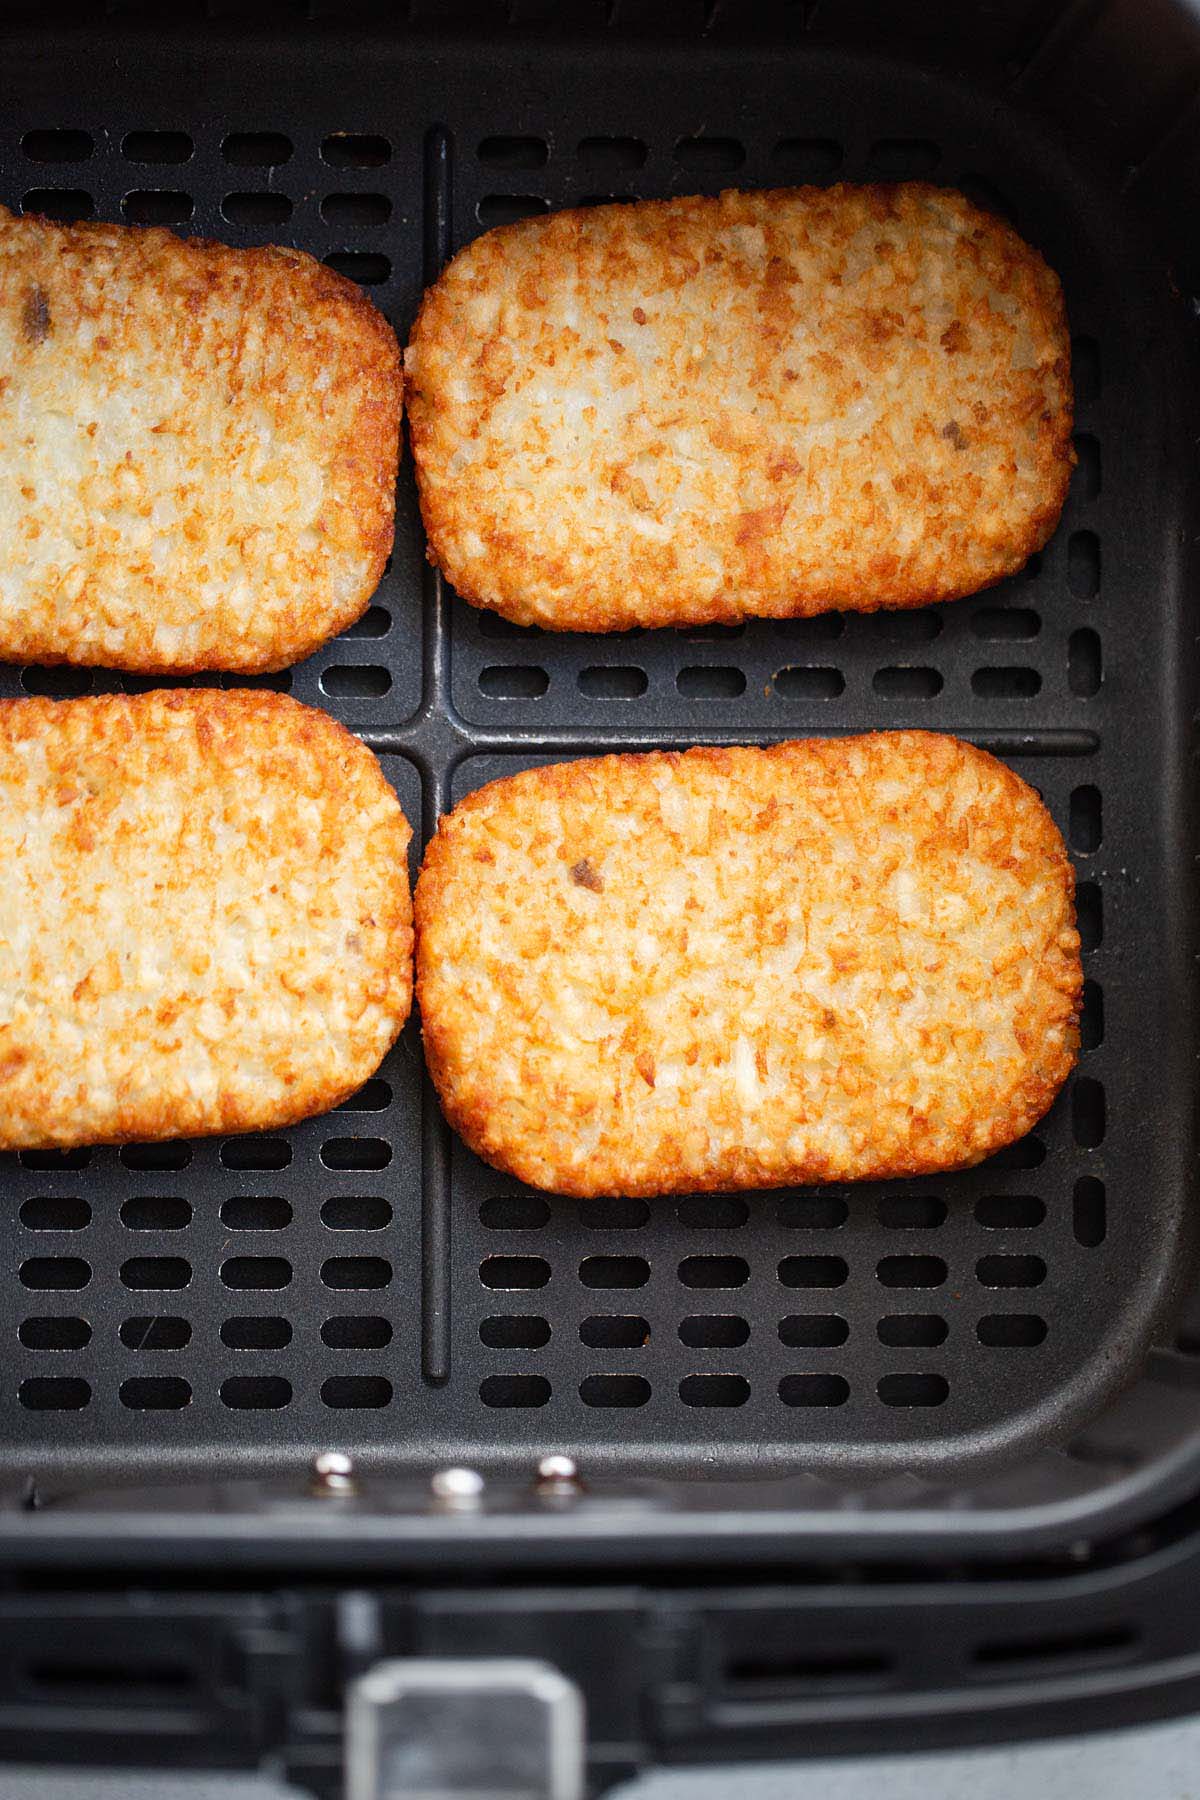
[3,2,1200,1792]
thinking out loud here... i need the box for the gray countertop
[2,1714,1200,1799]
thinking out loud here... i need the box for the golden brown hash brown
[406,184,1073,631]
[415,734,1081,1197]
[0,208,401,671]
[0,690,412,1150]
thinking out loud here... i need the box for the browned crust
[415,733,1082,1197]
[0,208,402,672]
[407,184,1074,632]
[0,689,413,1149]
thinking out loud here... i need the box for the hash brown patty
[407,184,1073,631]
[0,690,412,1149]
[415,734,1081,1197]
[0,208,401,671]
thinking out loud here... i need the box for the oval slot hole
[681,1314,748,1348]
[336,1077,393,1112]
[581,1314,649,1349]
[578,135,647,170]
[777,1195,847,1229]
[21,1149,91,1170]
[481,1195,551,1230]
[676,1195,748,1230]
[120,1316,191,1351]
[223,131,293,166]
[221,1196,291,1231]
[1081,979,1105,1052]
[975,1194,1045,1228]
[321,1195,392,1231]
[679,1373,748,1407]
[320,1138,391,1170]
[222,1316,292,1350]
[985,1135,1046,1171]
[971,606,1040,640]
[978,1312,1047,1346]
[771,138,842,177]
[1073,1176,1106,1246]
[480,1374,550,1407]
[1069,629,1102,696]
[877,1314,947,1348]
[20,1197,90,1231]
[221,1376,292,1410]
[220,1257,291,1291]
[879,1195,946,1229]
[20,1258,90,1291]
[676,666,745,699]
[582,1374,652,1407]
[580,1255,649,1289]
[674,135,745,171]
[1068,531,1100,598]
[866,138,940,176]
[222,191,293,226]
[481,1255,551,1291]
[779,1314,848,1348]
[680,1255,749,1289]
[122,191,193,225]
[1073,1077,1106,1147]
[121,1195,191,1231]
[320,192,392,227]
[221,1138,291,1171]
[22,189,94,222]
[322,1376,392,1409]
[120,1376,191,1410]
[971,666,1041,698]
[478,135,548,169]
[24,129,94,161]
[481,1315,550,1350]
[877,1372,948,1407]
[20,1377,90,1410]
[121,1257,194,1291]
[477,195,549,227]
[321,1256,392,1291]
[873,666,943,698]
[578,1197,649,1229]
[779,1256,848,1289]
[322,1314,391,1349]
[774,666,844,699]
[20,1317,91,1350]
[1077,882,1103,950]
[578,666,647,698]
[320,663,392,694]
[122,1143,191,1170]
[478,665,549,698]
[321,133,391,168]
[779,1373,848,1407]
[977,1255,1046,1288]
[122,130,193,164]
[877,1256,947,1288]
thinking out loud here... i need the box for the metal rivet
[310,1450,358,1497]
[430,1466,485,1510]
[534,1454,584,1496]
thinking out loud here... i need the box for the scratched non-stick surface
[0,23,1195,1485]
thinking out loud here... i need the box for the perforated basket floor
[0,20,1196,1489]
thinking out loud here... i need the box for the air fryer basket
[0,3,1198,1570]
